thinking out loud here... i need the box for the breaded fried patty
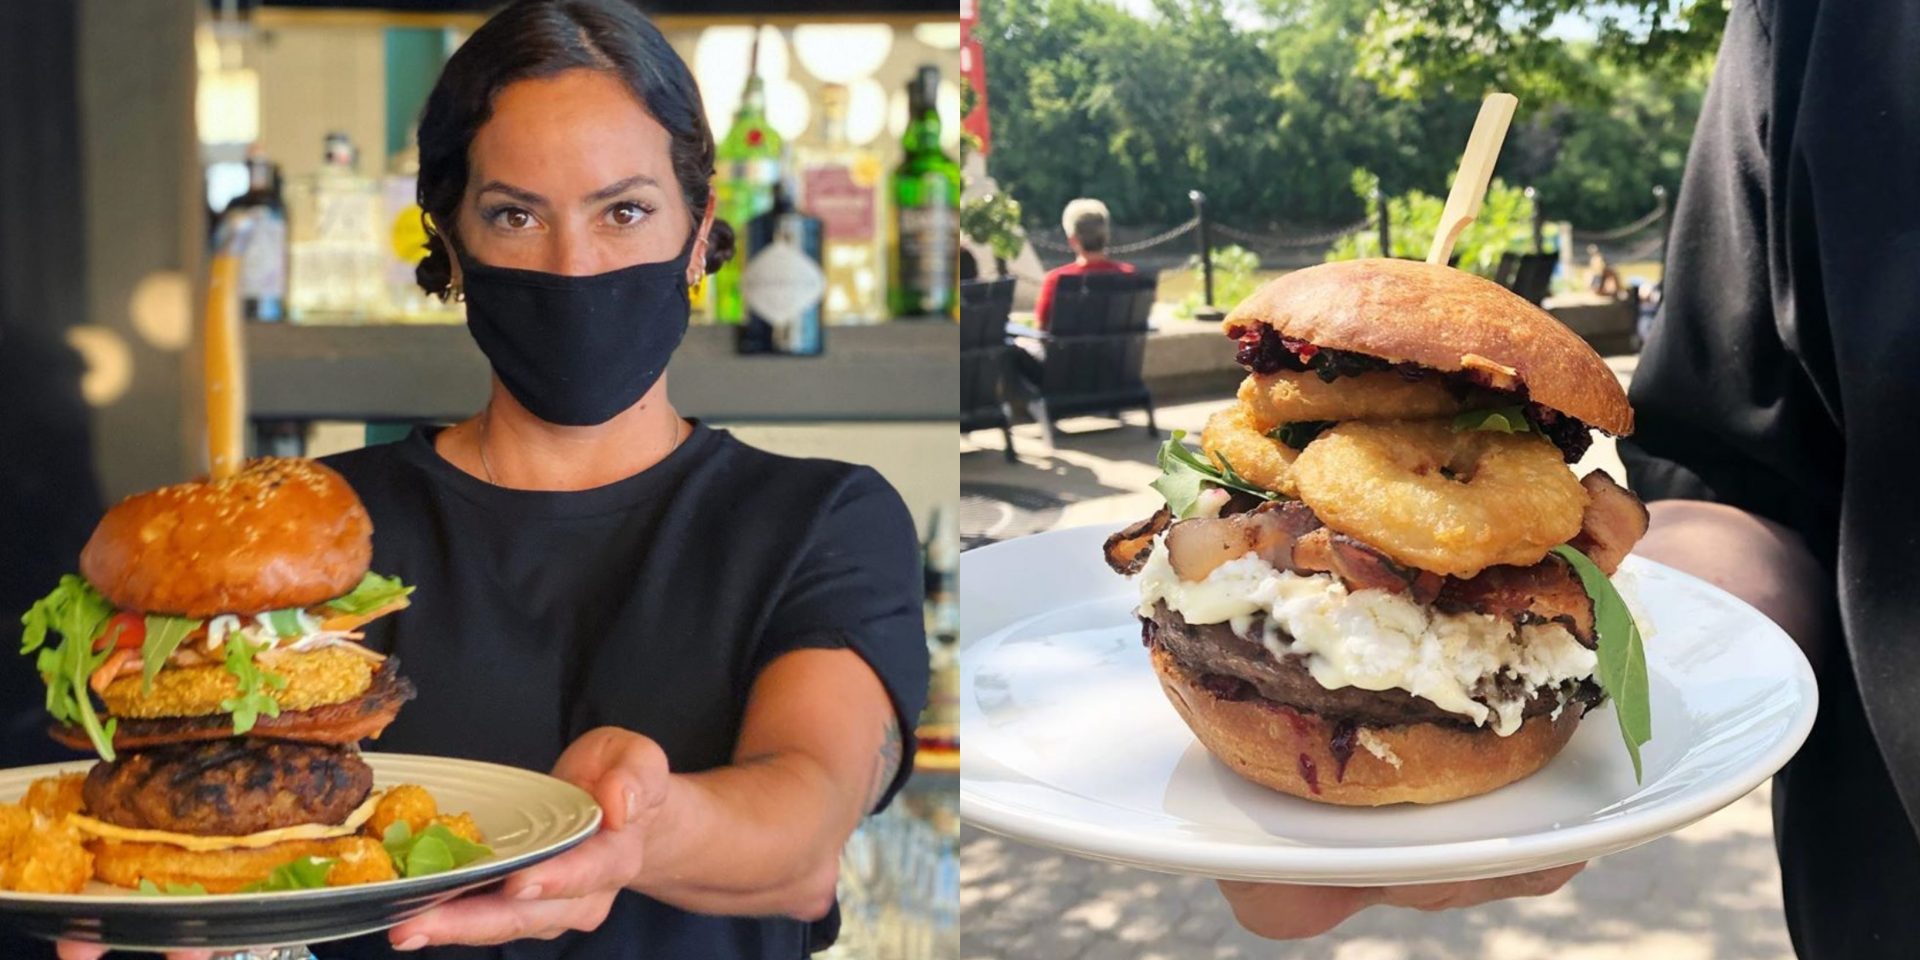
[83,740,373,836]
[101,646,373,719]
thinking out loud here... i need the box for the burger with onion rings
[1104,258,1653,806]
[18,458,423,888]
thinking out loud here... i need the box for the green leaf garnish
[383,822,493,878]
[140,615,202,694]
[325,572,414,616]
[240,856,335,893]
[217,633,286,736]
[137,878,210,897]
[264,608,305,637]
[19,576,119,761]
[1267,421,1333,450]
[1552,545,1652,782]
[1150,430,1280,518]
[1451,405,1532,434]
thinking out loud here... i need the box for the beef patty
[1144,601,1602,730]
[83,739,374,836]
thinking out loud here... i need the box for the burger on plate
[1104,258,1652,806]
[19,457,420,890]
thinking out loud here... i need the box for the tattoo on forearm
[866,717,902,812]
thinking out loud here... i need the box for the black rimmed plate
[0,753,601,951]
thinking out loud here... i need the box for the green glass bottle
[711,43,784,325]
[889,66,961,318]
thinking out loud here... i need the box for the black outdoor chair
[1012,270,1159,448]
[1494,252,1558,305]
[960,277,1018,461]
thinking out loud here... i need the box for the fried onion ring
[1200,404,1300,496]
[1291,420,1588,578]
[1238,370,1464,429]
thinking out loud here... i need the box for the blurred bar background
[0,1,958,956]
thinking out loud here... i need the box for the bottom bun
[1150,645,1582,805]
[89,834,396,893]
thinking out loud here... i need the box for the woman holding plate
[62,1,925,956]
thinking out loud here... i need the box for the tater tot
[430,813,485,845]
[21,774,87,820]
[324,836,399,886]
[364,784,437,839]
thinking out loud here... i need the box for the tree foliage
[976,0,1710,235]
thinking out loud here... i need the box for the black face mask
[460,248,693,426]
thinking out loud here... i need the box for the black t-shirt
[308,422,928,959]
[1618,0,1920,956]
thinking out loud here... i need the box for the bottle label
[238,213,287,301]
[802,165,876,243]
[898,196,955,298]
[742,238,827,326]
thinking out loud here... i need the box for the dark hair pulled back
[413,0,736,298]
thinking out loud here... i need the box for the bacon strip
[1567,470,1649,576]
[1102,507,1173,575]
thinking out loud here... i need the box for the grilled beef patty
[84,739,374,836]
[1143,601,1602,731]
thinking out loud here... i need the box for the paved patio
[958,359,1797,959]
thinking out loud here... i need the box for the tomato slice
[94,612,146,652]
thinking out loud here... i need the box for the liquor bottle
[219,146,288,323]
[710,33,783,325]
[795,84,886,325]
[381,136,444,322]
[738,166,825,356]
[889,66,961,318]
[286,132,383,323]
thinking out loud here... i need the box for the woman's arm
[379,648,900,948]
[1635,499,1832,669]
[629,646,898,917]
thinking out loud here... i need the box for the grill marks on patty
[1143,602,1603,732]
[83,739,374,836]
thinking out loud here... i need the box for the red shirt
[1033,258,1136,330]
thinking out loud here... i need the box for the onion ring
[1290,420,1588,578]
[1200,405,1300,496]
[1238,370,1464,429]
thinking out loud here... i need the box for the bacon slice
[53,659,416,752]
[1567,469,1649,576]
[1438,556,1596,644]
[1164,501,1322,582]
[1103,507,1173,575]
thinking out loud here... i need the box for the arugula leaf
[137,878,210,897]
[1552,545,1652,782]
[325,572,414,616]
[1267,421,1333,450]
[217,633,286,735]
[19,576,120,761]
[140,615,202,694]
[1451,405,1533,434]
[1150,430,1280,518]
[383,822,493,878]
[240,856,335,893]
[263,608,305,637]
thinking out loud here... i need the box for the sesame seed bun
[79,458,372,618]
[1222,259,1633,436]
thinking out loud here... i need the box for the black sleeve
[750,466,929,812]
[1616,0,1844,566]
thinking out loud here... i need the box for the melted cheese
[1138,543,1597,736]
[71,790,383,852]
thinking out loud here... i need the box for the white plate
[959,525,1818,885]
[0,753,601,950]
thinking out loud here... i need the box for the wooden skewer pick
[204,252,246,481]
[1427,92,1519,266]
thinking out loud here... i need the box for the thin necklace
[474,408,687,487]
